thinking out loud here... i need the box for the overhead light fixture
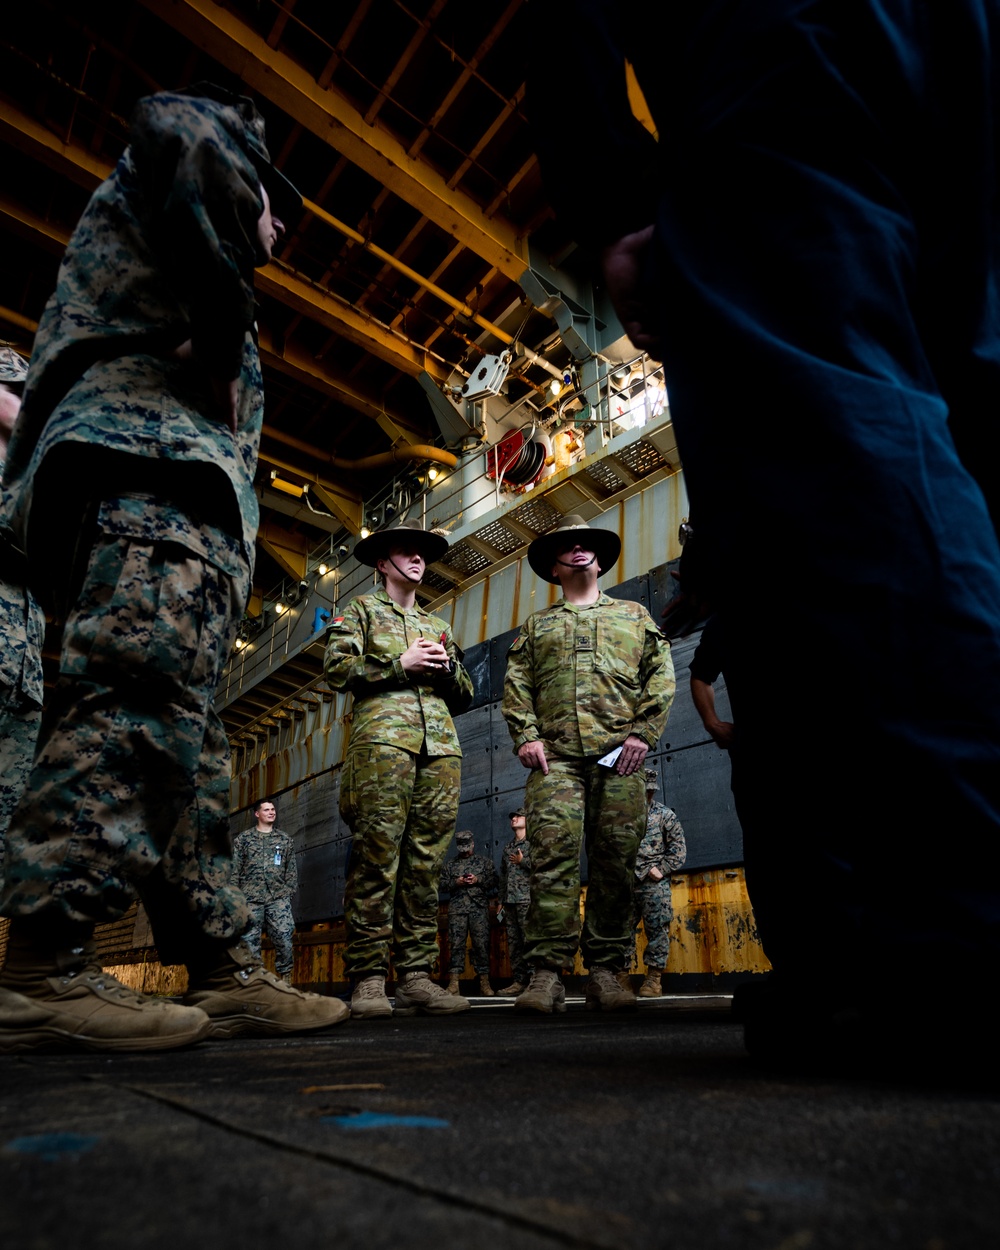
[428,467,440,482]
[549,378,562,397]
[317,562,330,576]
[234,636,247,651]
[359,526,371,539]
[274,601,287,615]
[269,469,307,499]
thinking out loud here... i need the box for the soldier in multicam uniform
[0,85,347,1053]
[231,799,298,982]
[502,515,675,1014]
[440,829,497,997]
[626,768,687,998]
[0,347,45,889]
[325,519,474,1019]
[497,807,531,995]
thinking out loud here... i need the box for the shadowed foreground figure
[0,85,347,1051]
[531,1,1000,1068]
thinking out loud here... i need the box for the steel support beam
[140,0,528,281]
[0,106,450,385]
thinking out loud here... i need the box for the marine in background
[440,829,497,997]
[232,799,298,983]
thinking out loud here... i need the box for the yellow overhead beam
[257,520,309,582]
[257,449,363,534]
[0,111,109,190]
[257,265,448,382]
[256,326,425,434]
[141,0,528,281]
[0,107,450,384]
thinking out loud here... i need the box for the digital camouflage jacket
[499,836,532,904]
[2,90,268,570]
[232,827,298,904]
[440,851,498,914]
[635,802,687,882]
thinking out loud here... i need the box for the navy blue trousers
[636,1,1000,1001]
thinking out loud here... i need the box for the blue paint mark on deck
[322,1111,449,1130]
[5,1133,100,1161]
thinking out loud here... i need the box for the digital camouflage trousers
[628,877,674,972]
[504,898,530,981]
[0,690,42,891]
[447,904,491,974]
[0,496,251,962]
[244,897,295,976]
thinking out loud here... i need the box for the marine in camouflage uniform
[502,517,674,1012]
[498,807,531,989]
[324,521,473,1011]
[0,86,347,1051]
[628,771,687,992]
[440,832,497,978]
[231,800,298,979]
[0,348,45,889]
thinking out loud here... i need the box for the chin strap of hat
[386,555,424,583]
[555,553,597,570]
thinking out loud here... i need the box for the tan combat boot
[638,969,663,998]
[513,968,566,1014]
[479,974,495,997]
[350,975,393,1019]
[616,970,633,993]
[497,981,526,996]
[585,966,638,1012]
[394,971,470,1015]
[445,971,461,995]
[0,924,209,1053]
[184,941,349,1038]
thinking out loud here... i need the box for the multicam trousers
[523,756,646,971]
[447,905,491,974]
[0,495,252,961]
[340,742,461,976]
[244,897,295,976]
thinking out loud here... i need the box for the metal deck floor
[2,996,996,1250]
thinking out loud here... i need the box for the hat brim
[354,527,449,568]
[250,156,302,225]
[527,527,621,584]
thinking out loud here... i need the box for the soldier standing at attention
[231,799,298,983]
[497,807,531,996]
[627,768,687,998]
[325,519,474,1019]
[0,347,44,886]
[0,85,347,1052]
[502,515,674,1013]
[440,829,497,997]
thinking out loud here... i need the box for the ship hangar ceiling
[0,0,679,732]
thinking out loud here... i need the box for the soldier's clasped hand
[400,636,450,675]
